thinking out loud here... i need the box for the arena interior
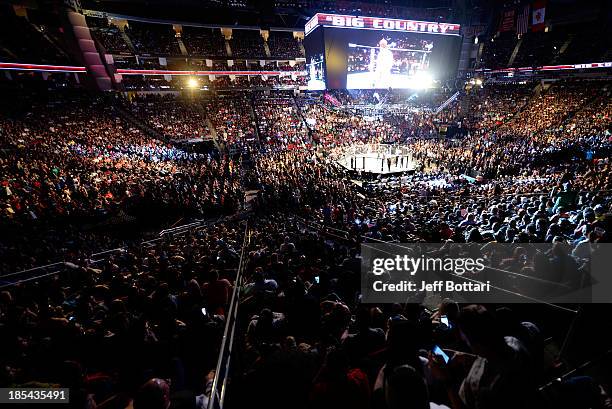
[1,0,612,408]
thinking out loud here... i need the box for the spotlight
[412,72,434,90]
[187,77,199,89]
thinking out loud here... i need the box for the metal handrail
[208,222,250,409]
[0,269,66,290]
[4,218,221,284]
[298,215,575,290]
[539,346,612,392]
[158,220,205,236]
[0,262,68,279]
[297,215,578,308]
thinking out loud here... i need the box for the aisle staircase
[111,102,167,142]
[177,37,189,56]
[508,36,523,67]
[174,26,188,56]
[206,117,223,152]
[121,29,137,54]
[552,35,574,64]
[263,41,271,58]
[249,95,262,145]
[32,22,72,63]
[186,100,214,142]
[292,94,313,141]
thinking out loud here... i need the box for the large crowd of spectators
[230,30,267,59]
[126,21,181,56]
[202,94,258,151]
[232,129,610,408]
[0,92,242,270]
[125,94,211,140]
[267,31,303,59]
[465,83,532,132]
[0,219,243,408]
[498,81,592,137]
[254,94,310,149]
[182,27,227,58]
[87,17,132,55]
[1,78,611,409]
[479,23,610,70]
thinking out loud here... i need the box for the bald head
[133,378,171,409]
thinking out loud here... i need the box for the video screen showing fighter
[307,53,326,90]
[346,36,434,89]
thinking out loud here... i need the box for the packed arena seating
[2,1,612,408]
[87,17,132,55]
[182,26,227,58]
[0,219,241,408]
[300,98,437,145]
[124,94,212,140]
[126,21,181,56]
[229,30,267,59]
[202,93,257,151]
[478,23,611,70]
[267,31,303,59]
[254,93,310,149]
[465,83,533,132]
[2,79,612,409]
[499,81,594,137]
[0,92,241,245]
[233,149,610,409]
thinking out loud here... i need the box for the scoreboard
[305,13,461,36]
[304,13,462,90]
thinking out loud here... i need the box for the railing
[2,217,219,287]
[88,219,210,263]
[340,103,429,116]
[2,216,248,409]
[208,222,250,409]
[296,215,592,387]
[434,90,461,115]
[295,214,581,329]
[0,262,70,289]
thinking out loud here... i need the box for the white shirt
[430,403,451,409]
[376,48,394,73]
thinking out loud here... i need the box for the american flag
[517,4,530,35]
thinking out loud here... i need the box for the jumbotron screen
[304,14,462,90]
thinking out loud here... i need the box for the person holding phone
[429,305,537,409]
[431,299,460,334]
[433,345,450,364]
